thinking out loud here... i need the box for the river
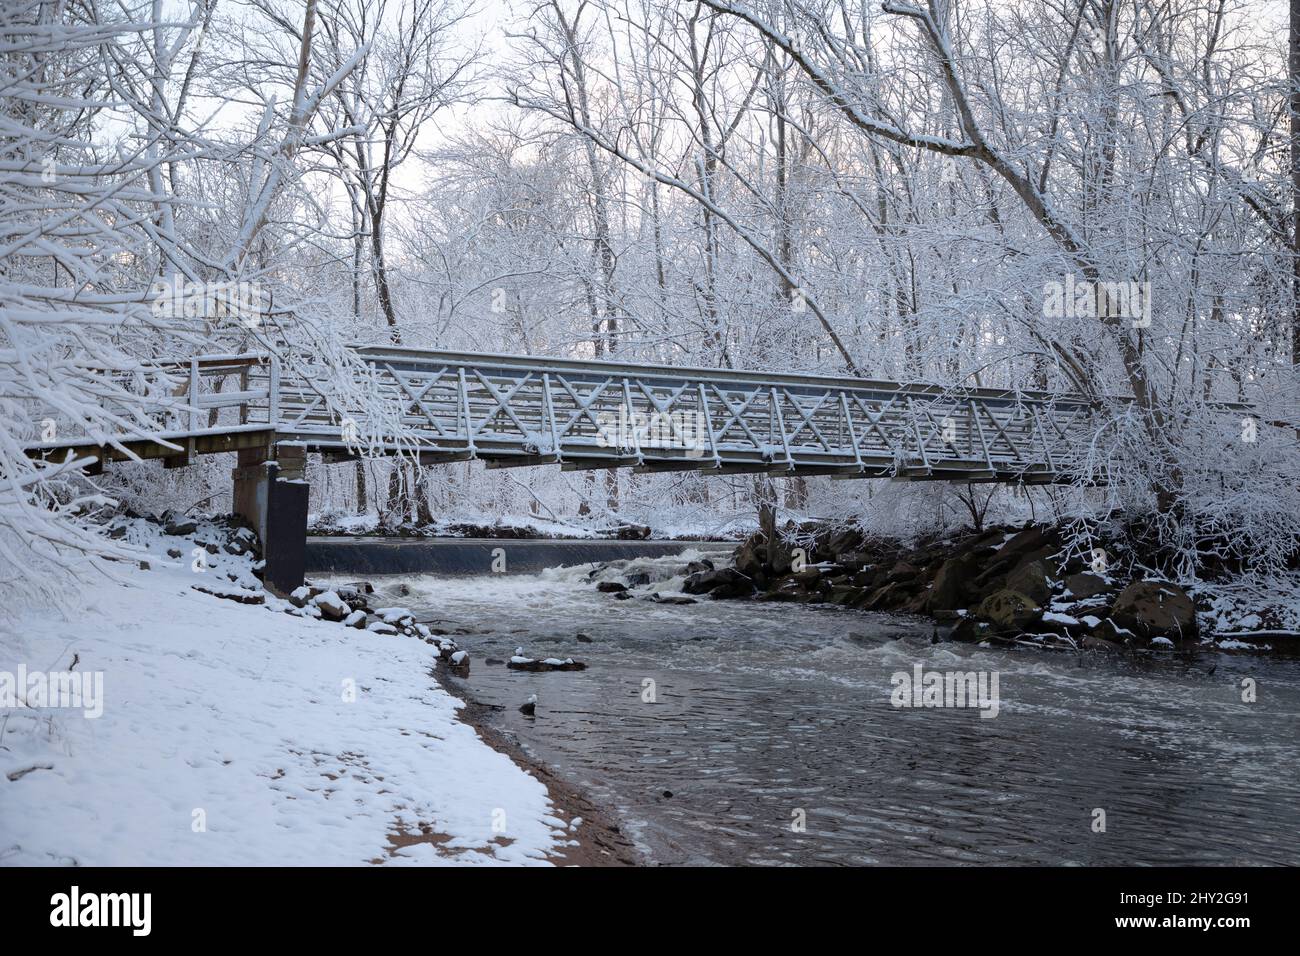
[361,551,1300,866]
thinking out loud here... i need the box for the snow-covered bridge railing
[271,347,1098,484]
[24,353,279,469]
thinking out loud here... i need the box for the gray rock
[949,616,995,643]
[974,589,1042,630]
[1111,581,1197,642]
[1005,559,1053,606]
[651,593,697,605]
[164,515,198,536]
[313,590,350,622]
[733,538,765,577]
[927,555,979,611]
[1064,572,1111,599]
[683,568,752,598]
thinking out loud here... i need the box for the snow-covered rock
[374,607,414,625]
[312,590,350,622]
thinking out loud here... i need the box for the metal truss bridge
[27,347,1106,484]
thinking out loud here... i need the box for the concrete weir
[305,537,734,577]
[231,440,730,593]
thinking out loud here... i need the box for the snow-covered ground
[0,522,571,866]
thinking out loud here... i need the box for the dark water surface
[361,553,1300,866]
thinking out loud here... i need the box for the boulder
[1080,633,1124,652]
[335,584,370,609]
[733,537,765,577]
[826,584,861,606]
[860,581,912,611]
[508,656,587,672]
[791,567,822,588]
[885,560,920,583]
[597,581,628,593]
[758,577,810,602]
[948,616,995,643]
[827,527,864,559]
[1064,572,1111,599]
[1111,581,1197,642]
[313,590,350,622]
[192,584,264,605]
[163,513,198,537]
[851,568,876,588]
[1005,559,1053,606]
[991,524,1054,562]
[958,528,1007,554]
[651,593,696,605]
[838,551,873,572]
[927,555,979,611]
[974,589,1042,631]
[683,568,752,598]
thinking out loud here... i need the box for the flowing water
[367,552,1300,866]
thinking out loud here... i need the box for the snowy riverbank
[0,520,579,866]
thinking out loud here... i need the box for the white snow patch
[1042,612,1080,626]
[0,541,563,866]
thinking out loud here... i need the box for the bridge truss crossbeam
[268,348,1094,484]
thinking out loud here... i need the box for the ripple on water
[339,554,1300,866]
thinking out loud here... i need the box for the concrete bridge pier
[233,443,308,597]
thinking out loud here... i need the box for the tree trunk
[1292,0,1300,364]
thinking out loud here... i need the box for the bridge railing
[24,353,278,454]
[269,347,1098,482]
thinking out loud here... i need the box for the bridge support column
[232,443,308,597]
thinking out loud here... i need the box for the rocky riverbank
[663,521,1297,654]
